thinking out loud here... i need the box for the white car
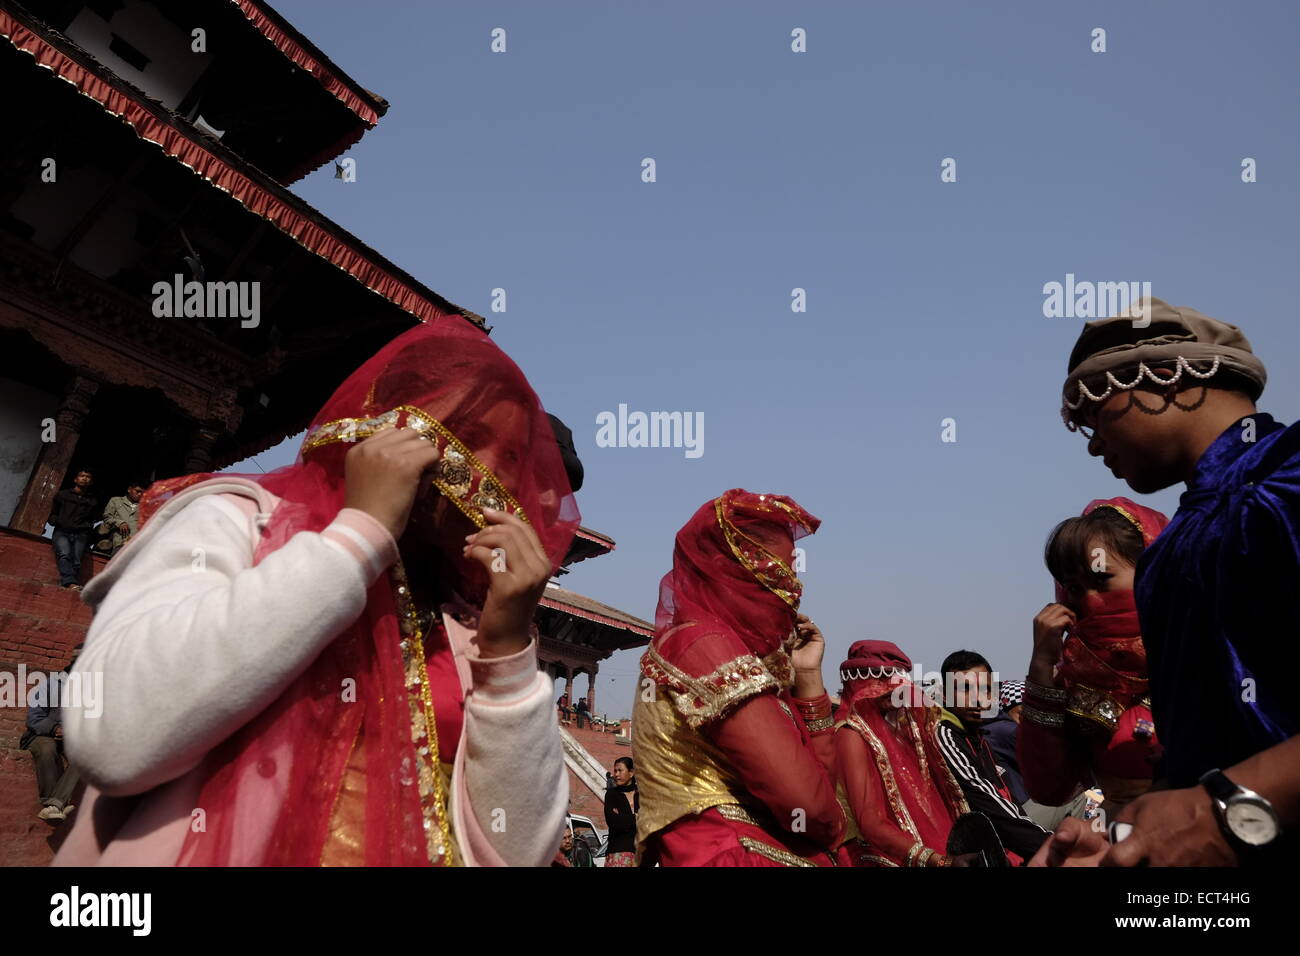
[566,813,607,867]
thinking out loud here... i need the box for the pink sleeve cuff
[466,639,541,704]
[319,508,399,584]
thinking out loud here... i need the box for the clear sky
[232,0,1300,720]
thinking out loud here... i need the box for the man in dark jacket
[983,678,1029,805]
[47,469,97,589]
[936,652,1048,862]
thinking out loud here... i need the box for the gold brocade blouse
[632,644,795,856]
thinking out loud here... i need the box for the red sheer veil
[838,640,967,851]
[1054,497,1168,705]
[651,490,820,675]
[140,319,578,865]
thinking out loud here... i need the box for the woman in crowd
[632,489,846,866]
[603,756,639,866]
[56,320,579,866]
[834,640,969,867]
[1019,497,1168,820]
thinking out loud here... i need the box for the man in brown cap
[1039,298,1299,867]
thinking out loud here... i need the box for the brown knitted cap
[1061,297,1266,423]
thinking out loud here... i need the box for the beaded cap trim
[840,665,909,682]
[302,404,528,530]
[1061,355,1222,430]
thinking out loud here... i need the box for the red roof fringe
[0,10,464,329]
[231,0,381,126]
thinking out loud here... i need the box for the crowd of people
[40,297,1296,866]
[46,471,144,589]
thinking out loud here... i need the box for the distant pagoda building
[0,0,649,862]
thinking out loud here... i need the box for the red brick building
[0,0,649,865]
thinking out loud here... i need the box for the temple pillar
[184,422,223,473]
[9,374,98,533]
[563,665,574,705]
[587,662,598,716]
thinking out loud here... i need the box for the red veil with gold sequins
[646,489,818,697]
[140,320,578,865]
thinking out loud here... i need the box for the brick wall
[0,528,101,866]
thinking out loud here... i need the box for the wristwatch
[1198,768,1281,852]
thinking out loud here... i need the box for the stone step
[0,747,65,866]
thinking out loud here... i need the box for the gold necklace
[390,560,458,865]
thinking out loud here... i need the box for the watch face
[1226,801,1278,846]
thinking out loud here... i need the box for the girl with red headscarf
[1019,497,1168,819]
[57,320,579,866]
[632,490,847,866]
[834,641,969,867]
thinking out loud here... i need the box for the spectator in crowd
[1020,499,1166,822]
[834,640,968,867]
[94,482,145,556]
[21,644,84,821]
[556,692,572,726]
[48,469,97,589]
[604,756,638,866]
[575,696,590,729]
[983,678,1029,806]
[935,650,1049,862]
[552,825,595,867]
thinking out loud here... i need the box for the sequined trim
[715,804,764,827]
[1090,503,1146,541]
[737,836,818,867]
[641,645,781,730]
[391,560,458,865]
[804,715,835,733]
[1022,703,1066,728]
[303,405,528,531]
[846,710,921,843]
[714,497,808,608]
[1066,683,1124,732]
[1025,679,1067,703]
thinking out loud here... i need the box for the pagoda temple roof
[0,6,472,332]
[562,526,616,568]
[538,584,654,652]
[230,0,389,127]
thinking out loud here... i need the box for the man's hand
[1028,816,1109,867]
[1102,786,1237,866]
[343,427,443,539]
[464,509,552,658]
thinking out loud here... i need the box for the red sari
[834,641,968,867]
[1019,497,1167,813]
[136,321,579,865]
[632,490,847,867]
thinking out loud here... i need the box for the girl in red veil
[834,640,969,867]
[56,320,578,866]
[1020,497,1168,819]
[632,489,847,866]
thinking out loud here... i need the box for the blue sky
[234,0,1300,718]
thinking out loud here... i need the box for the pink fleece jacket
[54,479,567,866]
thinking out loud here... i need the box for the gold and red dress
[632,490,846,867]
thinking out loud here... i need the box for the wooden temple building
[0,0,650,864]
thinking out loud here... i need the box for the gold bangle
[1025,679,1067,703]
[1022,703,1066,728]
